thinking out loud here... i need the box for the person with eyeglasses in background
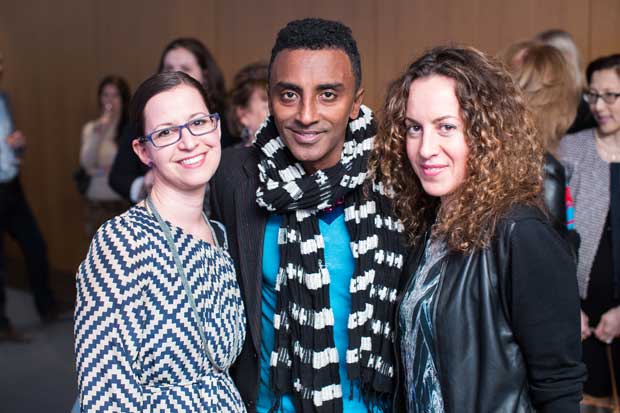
[74,71,246,412]
[558,54,620,403]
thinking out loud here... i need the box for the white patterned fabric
[74,205,246,412]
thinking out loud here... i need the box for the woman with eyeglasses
[74,71,246,413]
[558,54,620,401]
[109,37,233,208]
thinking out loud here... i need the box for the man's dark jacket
[210,146,267,413]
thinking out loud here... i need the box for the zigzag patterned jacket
[74,205,246,412]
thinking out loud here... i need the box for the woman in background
[227,62,268,147]
[559,54,620,401]
[371,46,585,412]
[79,75,130,237]
[158,38,230,143]
[75,71,245,412]
[504,42,579,239]
[533,29,597,134]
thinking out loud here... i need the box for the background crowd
[1,8,620,413]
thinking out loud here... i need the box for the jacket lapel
[235,154,267,354]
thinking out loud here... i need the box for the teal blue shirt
[257,207,368,412]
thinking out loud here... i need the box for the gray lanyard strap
[145,196,221,371]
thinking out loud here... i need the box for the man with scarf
[210,18,406,413]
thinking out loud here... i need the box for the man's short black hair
[269,18,362,90]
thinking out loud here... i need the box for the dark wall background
[1,0,619,275]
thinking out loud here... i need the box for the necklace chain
[595,131,620,162]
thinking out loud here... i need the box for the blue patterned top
[74,205,246,412]
[399,239,446,413]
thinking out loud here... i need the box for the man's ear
[349,87,365,119]
[132,139,153,167]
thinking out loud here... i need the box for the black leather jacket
[393,205,586,412]
[543,153,567,235]
[544,153,581,258]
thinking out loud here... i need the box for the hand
[94,103,115,133]
[594,306,620,344]
[6,130,25,149]
[581,310,592,341]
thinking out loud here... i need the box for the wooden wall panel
[93,0,219,91]
[0,0,619,276]
[0,0,97,269]
[496,0,590,62]
[589,0,620,60]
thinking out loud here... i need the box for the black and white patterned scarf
[254,105,405,413]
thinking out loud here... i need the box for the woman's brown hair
[227,62,268,137]
[369,46,543,252]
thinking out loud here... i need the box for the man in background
[0,51,58,342]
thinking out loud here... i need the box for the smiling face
[405,75,469,205]
[162,47,205,85]
[269,48,363,173]
[132,84,220,194]
[589,68,620,138]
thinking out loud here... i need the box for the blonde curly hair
[369,46,543,252]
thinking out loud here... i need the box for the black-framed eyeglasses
[583,91,620,105]
[136,113,219,148]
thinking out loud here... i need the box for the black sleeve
[509,218,587,413]
[209,167,224,223]
[218,113,240,149]
[108,124,147,201]
[566,99,598,134]
[543,153,568,235]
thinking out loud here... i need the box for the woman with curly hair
[370,46,586,412]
